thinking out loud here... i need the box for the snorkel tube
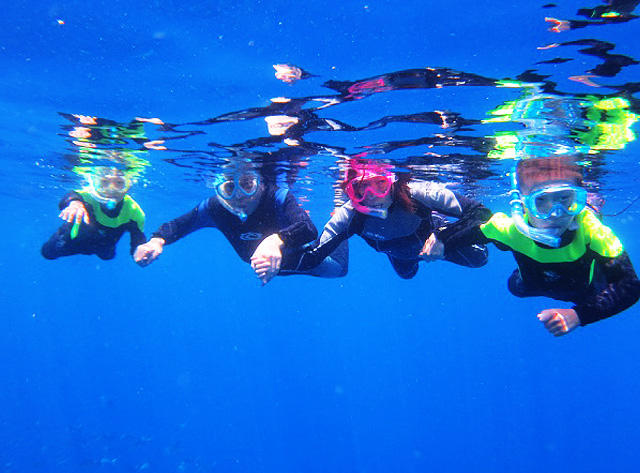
[509,166,562,248]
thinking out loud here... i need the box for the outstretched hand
[59,200,90,225]
[134,237,165,267]
[419,233,445,262]
[251,234,284,285]
[537,308,580,337]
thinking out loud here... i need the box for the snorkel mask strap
[509,166,561,248]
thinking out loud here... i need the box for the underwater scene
[2,0,640,471]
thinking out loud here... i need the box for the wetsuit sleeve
[58,191,85,210]
[276,192,318,248]
[126,222,147,255]
[573,251,640,325]
[431,189,494,254]
[295,205,355,270]
[151,198,217,244]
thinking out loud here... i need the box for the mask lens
[238,174,259,196]
[217,180,236,199]
[111,177,127,191]
[530,187,584,218]
[367,177,392,197]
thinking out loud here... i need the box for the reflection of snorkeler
[41,168,146,261]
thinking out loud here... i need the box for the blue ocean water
[2,1,640,472]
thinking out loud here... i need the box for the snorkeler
[435,157,640,336]
[134,165,347,283]
[41,167,146,261]
[286,161,490,280]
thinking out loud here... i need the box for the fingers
[74,209,84,225]
[134,246,158,266]
[538,311,569,336]
[536,310,555,323]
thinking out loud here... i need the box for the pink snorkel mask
[344,163,395,219]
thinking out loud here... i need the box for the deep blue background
[2,1,640,472]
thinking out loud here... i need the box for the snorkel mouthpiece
[352,201,388,219]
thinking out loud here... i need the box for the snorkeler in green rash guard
[41,167,146,260]
[427,157,640,337]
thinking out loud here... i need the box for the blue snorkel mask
[214,172,261,222]
[509,168,564,248]
[87,168,131,209]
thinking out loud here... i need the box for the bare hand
[250,234,284,284]
[59,200,90,225]
[419,233,445,262]
[134,238,165,267]
[537,308,580,336]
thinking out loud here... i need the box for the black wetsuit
[441,210,640,325]
[41,191,146,260]
[151,186,321,272]
[297,181,490,279]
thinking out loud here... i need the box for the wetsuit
[151,185,346,276]
[441,209,640,325]
[297,182,490,279]
[42,190,146,260]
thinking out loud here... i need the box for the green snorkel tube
[70,220,80,239]
[509,164,562,248]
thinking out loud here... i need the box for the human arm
[251,190,318,284]
[58,191,90,227]
[152,198,217,245]
[572,252,640,325]
[409,182,493,256]
[135,198,216,267]
[274,191,318,248]
[293,204,355,272]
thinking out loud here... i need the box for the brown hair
[516,157,583,195]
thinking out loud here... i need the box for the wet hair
[392,172,416,213]
[516,157,583,195]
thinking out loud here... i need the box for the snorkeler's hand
[250,234,284,284]
[59,200,90,225]
[537,309,580,337]
[419,233,445,262]
[134,238,165,267]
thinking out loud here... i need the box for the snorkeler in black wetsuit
[41,168,146,261]
[134,166,347,283]
[438,157,640,336]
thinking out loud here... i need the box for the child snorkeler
[429,157,640,336]
[41,167,146,261]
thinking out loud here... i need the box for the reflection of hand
[250,234,284,285]
[273,64,303,83]
[419,233,445,262]
[537,309,580,336]
[59,200,90,225]
[134,238,165,267]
